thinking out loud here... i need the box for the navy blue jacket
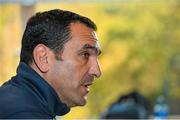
[0,62,70,119]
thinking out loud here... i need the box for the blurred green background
[0,0,180,119]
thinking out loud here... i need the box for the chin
[78,99,87,106]
[76,97,87,106]
[71,100,86,107]
[71,94,88,107]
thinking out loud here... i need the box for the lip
[82,82,93,93]
[84,82,93,87]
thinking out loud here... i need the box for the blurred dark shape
[101,91,149,119]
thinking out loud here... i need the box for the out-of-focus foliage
[0,5,21,83]
[0,0,180,119]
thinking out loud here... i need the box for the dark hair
[20,9,97,65]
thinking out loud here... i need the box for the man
[0,9,101,118]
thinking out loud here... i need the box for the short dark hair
[20,9,97,65]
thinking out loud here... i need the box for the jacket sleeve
[6,111,54,119]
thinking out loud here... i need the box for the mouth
[82,82,93,93]
[80,76,94,95]
[84,83,92,88]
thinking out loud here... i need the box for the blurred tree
[87,1,180,117]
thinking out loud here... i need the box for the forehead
[69,22,100,48]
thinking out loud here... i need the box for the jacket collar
[16,62,70,116]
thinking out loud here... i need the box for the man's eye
[82,52,90,59]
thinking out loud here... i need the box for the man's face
[47,22,101,107]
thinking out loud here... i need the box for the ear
[33,44,50,73]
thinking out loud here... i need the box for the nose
[89,59,102,78]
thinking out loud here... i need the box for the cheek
[51,61,77,85]
[49,58,89,89]
[63,59,87,79]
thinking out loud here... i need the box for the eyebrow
[81,44,102,56]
